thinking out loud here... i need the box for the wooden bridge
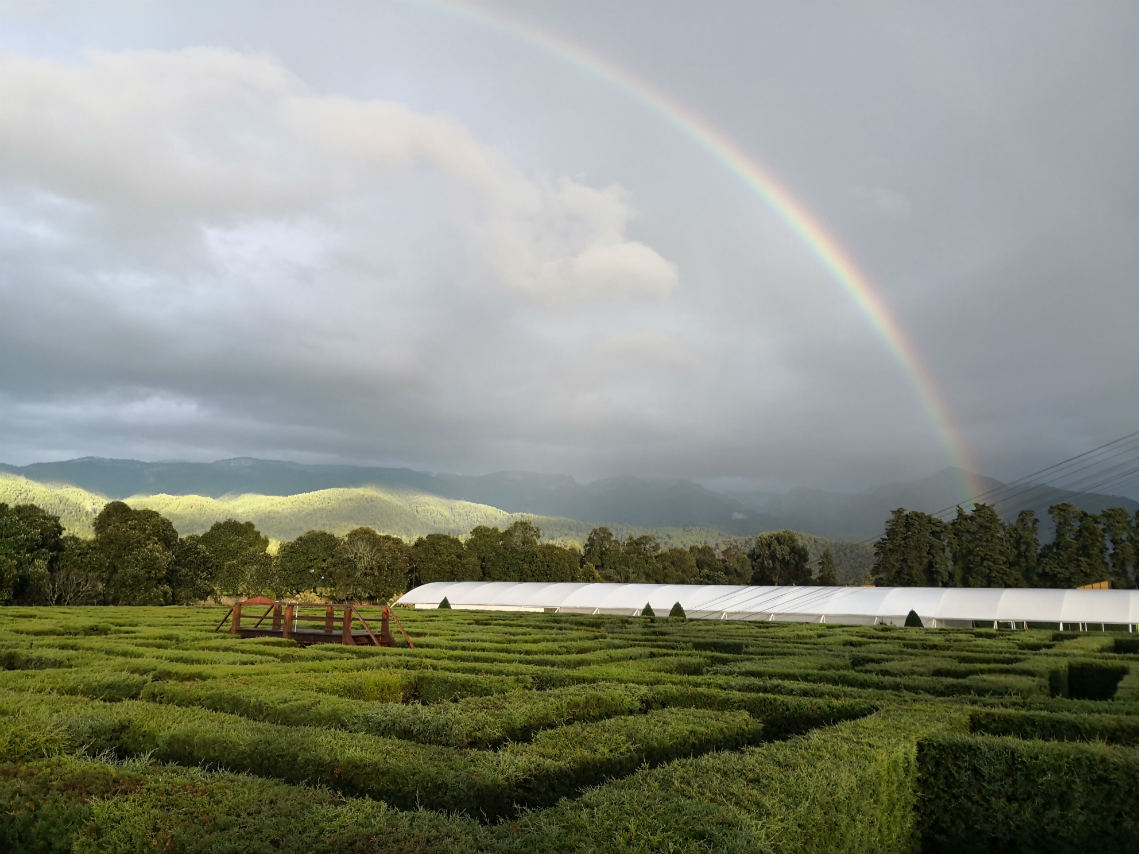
[215,600,414,648]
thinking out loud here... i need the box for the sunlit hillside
[0,474,104,535]
[0,473,874,581]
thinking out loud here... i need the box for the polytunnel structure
[396,581,1140,629]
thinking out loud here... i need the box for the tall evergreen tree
[1007,510,1041,586]
[951,503,1015,587]
[873,509,907,586]
[1100,508,1138,589]
[1039,503,1109,588]
[874,509,949,586]
[815,549,840,586]
[583,527,623,582]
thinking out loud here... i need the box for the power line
[859,432,1138,545]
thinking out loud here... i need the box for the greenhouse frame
[397,581,1139,630]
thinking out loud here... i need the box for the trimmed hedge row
[1048,659,1130,700]
[0,692,771,820]
[140,680,649,747]
[968,708,1137,745]
[0,757,488,854]
[916,733,1138,854]
[495,707,960,854]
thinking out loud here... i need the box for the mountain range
[1,456,1134,543]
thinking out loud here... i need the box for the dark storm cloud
[0,1,1134,493]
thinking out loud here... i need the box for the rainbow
[419,0,981,498]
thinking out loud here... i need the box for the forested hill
[1,457,1134,542]
[0,458,774,535]
[0,472,874,582]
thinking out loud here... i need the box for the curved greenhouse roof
[397,581,1139,628]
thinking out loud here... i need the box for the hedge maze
[0,606,1136,853]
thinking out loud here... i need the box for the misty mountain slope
[0,459,771,534]
[0,472,877,578]
[3,458,1133,543]
[730,467,1135,539]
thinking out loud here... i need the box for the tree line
[0,500,845,606]
[872,502,1138,588]
[2,498,1134,606]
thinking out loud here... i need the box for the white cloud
[0,47,677,305]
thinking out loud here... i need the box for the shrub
[904,610,924,628]
[438,597,451,609]
[669,602,686,620]
[642,602,655,619]
[916,734,1138,854]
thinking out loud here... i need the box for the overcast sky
[0,0,1135,493]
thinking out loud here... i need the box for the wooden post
[342,605,353,645]
[283,604,294,640]
[230,603,242,635]
[325,605,334,636]
[272,604,281,632]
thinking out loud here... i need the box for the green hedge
[0,757,488,854]
[1049,660,1130,700]
[916,734,1139,853]
[496,708,958,854]
[142,680,649,748]
[1110,636,1138,656]
[968,709,1137,745]
[0,692,772,821]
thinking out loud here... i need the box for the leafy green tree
[749,531,810,585]
[335,528,409,602]
[413,533,480,585]
[48,535,105,605]
[583,527,622,581]
[530,542,581,582]
[499,520,542,581]
[815,549,839,586]
[277,530,343,597]
[1100,508,1138,589]
[718,543,753,584]
[169,535,216,604]
[93,502,177,605]
[199,519,271,597]
[620,535,661,583]
[642,602,655,620]
[465,525,506,580]
[657,546,698,584]
[669,601,686,619]
[688,545,726,584]
[0,503,64,604]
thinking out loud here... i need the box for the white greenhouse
[396,581,1139,630]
